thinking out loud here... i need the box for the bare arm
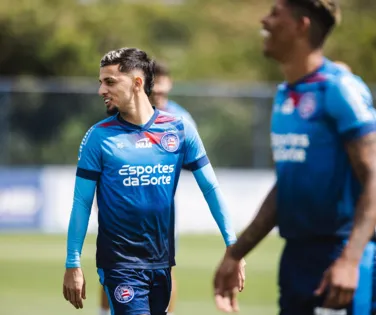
[342,132,376,263]
[229,183,277,260]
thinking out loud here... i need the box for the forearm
[344,132,376,263]
[230,183,277,260]
[204,186,237,246]
[342,178,376,263]
[66,177,96,268]
[193,164,237,246]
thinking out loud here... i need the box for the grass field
[0,233,284,315]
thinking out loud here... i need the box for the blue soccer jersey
[76,109,208,269]
[271,59,376,239]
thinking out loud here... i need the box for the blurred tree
[1,0,375,166]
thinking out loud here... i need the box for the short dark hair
[100,48,155,96]
[287,0,341,49]
[154,62,170,77]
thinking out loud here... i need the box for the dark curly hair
[100,47,155,96]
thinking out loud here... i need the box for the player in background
[97,62,195,315]
[150,62,196,128]
[62,47,245,315]
[214,1,376,314]
[149,61,197,315]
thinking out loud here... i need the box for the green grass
[0,233,284,315]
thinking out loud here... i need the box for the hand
[214,251,245,312]
[63,267,86,309]
[314,256,359,309]
[225,246,246,292]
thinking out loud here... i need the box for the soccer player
[98,62,196,315]
[150,62,196,128]
[97,61,197,315]
[214,1,376,314]
[62,47,245,315]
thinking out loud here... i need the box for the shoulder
[81,115,119,143]
[167,100,187,113]
[324,72,372,104]
[155,110,184,125]
[94,115,123,129]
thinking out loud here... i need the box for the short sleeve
[325,75,376,141]
[76,126,102,181]
[182,118,209,171]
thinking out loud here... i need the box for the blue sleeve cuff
[183,155,210,171]
[76,167,101,181]
[341,123,376,142]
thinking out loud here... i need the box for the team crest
[161,133,180,152]
[114,284,134,304]
[298,92,316,119]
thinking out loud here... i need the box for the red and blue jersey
[271,59,376,239]
[75,109,208,269]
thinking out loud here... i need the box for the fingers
[63,285,68,301]
[75,288,83,309]
[215,290,239,313]
[63,286,84,309]
[314,272,329,296]
[238,271,245,292]
[238,263,246,292]
[229,288,240,312]
[323,286,340,309]
[214,258,241,312]
[323,286,354,309]
[215,293,232,313]
[337,289,353,308]
[82,281,86,300]
[235,259,246,292]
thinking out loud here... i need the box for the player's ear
[134,77,143,93]
[166,77,173,93]
[298,16,311,37]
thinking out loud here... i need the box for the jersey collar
[117,107,160,131]
[284,57,329,90]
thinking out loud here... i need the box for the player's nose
[98,84,108,96]
[261,15,268,28]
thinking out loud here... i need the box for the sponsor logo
[116,142,126,149]
[135,138,152,149]
[271,133,310,162]
[281,98,294,115]
[118,164,175,186]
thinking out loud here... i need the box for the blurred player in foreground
[98,62,197,315]
[62,47,245,315]
[214,1,376,314]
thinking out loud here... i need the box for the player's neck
[119,95,155,126]
[280,50,324,85]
